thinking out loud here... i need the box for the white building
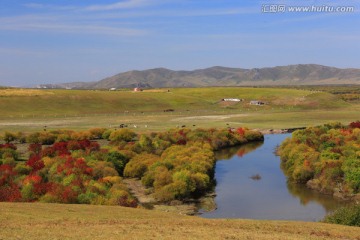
[222,98,242,102]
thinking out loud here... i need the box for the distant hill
[34,82,97,89]
[35,64,360,89]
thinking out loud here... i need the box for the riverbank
[259,127,306,135]
[307,180,360,202]
[124,178,216,216]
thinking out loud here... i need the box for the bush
[102,129,112,140]
[3,132,16,143]
[27,132,41,144]
[109,129,136,142]
[106,151,128,176]
[88,128,106,140]
[323,204,360,226]
[124,153,160,178]
[342,156,360,191]
[39,132,56,145]
[279,122,360,194]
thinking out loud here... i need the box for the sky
[0,0,359,86]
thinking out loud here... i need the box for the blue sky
[0,0,359,86]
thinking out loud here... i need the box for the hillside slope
[1,203,359,240]
[36,64,360,89]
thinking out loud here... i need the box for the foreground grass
[0,203,359,240]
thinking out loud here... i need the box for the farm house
[250,100,265,105]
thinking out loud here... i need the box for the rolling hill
[35,64,360,89]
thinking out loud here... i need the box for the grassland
[0,87,359,134]
[1,202,359,240]
[1,87,360,239]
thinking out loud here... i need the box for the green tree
[3,132,16,143]
[106,151,128,176]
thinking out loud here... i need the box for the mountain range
[35,64,360,89]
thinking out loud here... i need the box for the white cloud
[23,3,77,11]
[0,22,146,36]
[84,0,152,11]
[0,14,147,36]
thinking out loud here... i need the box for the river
[201,134,347,221]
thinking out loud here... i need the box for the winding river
[201,134,347,221]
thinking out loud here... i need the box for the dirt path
[123,178,201,215]
[123,178,154,204]
[172,113,248,121]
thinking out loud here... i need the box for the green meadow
[0,87,358,134]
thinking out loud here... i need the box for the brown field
[0,202,359,240]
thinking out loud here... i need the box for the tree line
[0,127,263,206]
[278,121,360,197]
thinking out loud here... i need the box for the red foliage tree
[0,143,17,150]
[349,121,360,129]
[41,146,56,157]
[117,195,138,208]
[26,155,45,172]
[0,164,21,202]
[0,183,21,202]
[88,141,100,152]
[52,142,70,156]
[236,127,245,136]
[23,175,42,185]
[67,140,81,151]
[28,143,42,155]
[0,164,17,185]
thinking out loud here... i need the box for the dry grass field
[1,202,359,240]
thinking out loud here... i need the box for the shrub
[279,122,360,194]
[28,143,42,155]
[124,153,160,178]
[349,121,360,129]
[88,128,106,140]
[27,132,41,144]
[342,156,360,191]
[109,129,136,142]
[102,129,112,140]
[16,132,26,143]
[14,164,31,175]
[323,204,360,226]
[39,132,56,145]
[3,132,16,143]
[91,161,119,179]
[26,155,45,172]
[106,151,128,176]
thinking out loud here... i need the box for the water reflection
[286,182,346,212]
[215,141,263,160]
[201,134,347,221]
